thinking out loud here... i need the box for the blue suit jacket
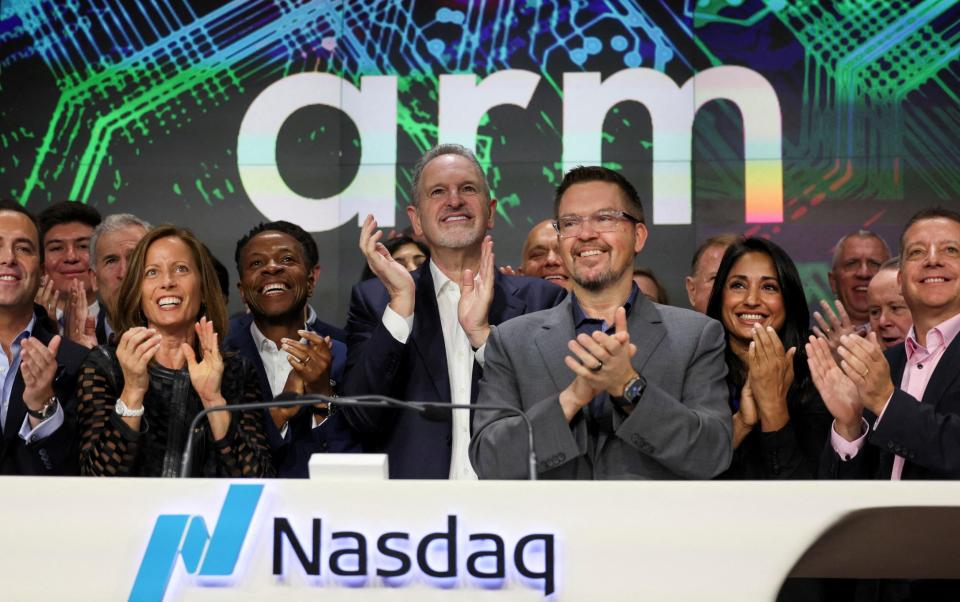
[0,305,88,475]
[341,265,566,479]
[224,312,361,478]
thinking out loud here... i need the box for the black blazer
[341,264,566,479]
[0,305,88,475]
[820,333,960,479]
[223,312,361,478]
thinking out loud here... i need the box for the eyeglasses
[552,210,641,238]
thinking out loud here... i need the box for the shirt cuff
[473,342,487,369]
[18,403,65,444]
[830,417,869,461]
[382,305,414,344]
[870,393,895,431]
[279,422,290,440]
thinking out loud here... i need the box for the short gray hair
[831,230,891,271]
[89,213,151,269]
[408,143,490,206]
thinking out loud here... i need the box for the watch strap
[25,395,58,420]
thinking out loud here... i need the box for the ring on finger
[589,361,603,373]
[301,355,312,365]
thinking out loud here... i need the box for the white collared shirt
[380,260,481,480]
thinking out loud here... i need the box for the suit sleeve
[470,324,583,479]
[611,318,733,479]
[867,388,960,477]
[14,347,82,475]
[340,283,405,434]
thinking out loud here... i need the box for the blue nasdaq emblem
[129,484,264,602]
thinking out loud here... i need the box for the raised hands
[746,324,795,432]
[63,278,98,349]
[805,335,864,441]
[116,326,162,407]
[359,214,416,317]
[559,307,637,421]
[182,317,229,440]
[458,235,495,349]
[836,332,894,414]
[181,317,225,407]
[282,330,334,396]
[812,299,859,362]
[35,275,65,322]
[20,334,62,419]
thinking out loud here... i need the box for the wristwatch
[611,375,647,411]
[114,398,145,417]
[25,395,59,420]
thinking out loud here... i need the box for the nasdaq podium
[1,478,958,601]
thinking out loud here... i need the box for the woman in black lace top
[76,225,274,477]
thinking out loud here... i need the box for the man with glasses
[471,166,731,479]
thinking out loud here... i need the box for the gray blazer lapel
[629,297,666,374]
[534,297,576,391]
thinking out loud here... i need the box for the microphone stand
[180,394,537,480]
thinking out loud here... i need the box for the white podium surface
[1,478,957,601]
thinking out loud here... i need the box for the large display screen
[2,0,957,322]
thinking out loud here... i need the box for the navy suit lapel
[488,271,527,326]
[411,266,451,402]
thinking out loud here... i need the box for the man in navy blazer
[342,144,566,479]
[809,207,960,600]
[0,200,87,475]
[225,220,360,478]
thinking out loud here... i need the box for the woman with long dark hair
[706,237,831,478]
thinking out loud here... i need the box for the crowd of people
[1,143,955,492]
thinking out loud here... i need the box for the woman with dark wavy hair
[706,237,830,479]
[76,225,274,477]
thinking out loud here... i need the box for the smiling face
[43,221,95,296]
[0,210,42,313]
[95,224,147,316]
[140,236,202,333]
[556,180,647,293]
[237,230,317,323]
[391,242,427,272]
[520,220,570,289]
[867,268,912,348]
[899,217,960,332]
[828,235,889,324]
[720,252,786,351]
[407,154,495,251]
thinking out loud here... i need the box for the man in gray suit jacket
[470,166,732,479]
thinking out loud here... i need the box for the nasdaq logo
[129,484,264,602]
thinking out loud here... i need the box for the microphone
[179,394,538,480]
[179,394,381,478]
[347,395,538,481]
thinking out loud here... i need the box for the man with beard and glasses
[470,166,731,479]
[225,221,359,477]
[343,143,566,479]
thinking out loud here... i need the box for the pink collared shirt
[830,311,960,478]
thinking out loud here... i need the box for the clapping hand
[746,325,795,431]
[806,335,864,441]
[359,214,415,317]
[458,236,495,349]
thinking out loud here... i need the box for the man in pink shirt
[808,207,960,481]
